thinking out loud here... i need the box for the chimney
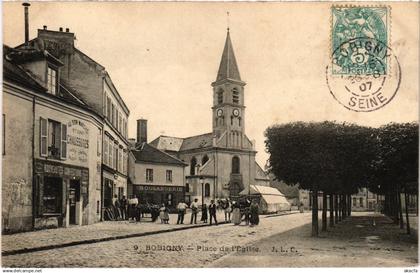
[136,119,148,145]
[59,27,63,32]
[43,25,47,30]
[66,28,70,32]
[22,3,30,46]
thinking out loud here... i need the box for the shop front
[132,185,184,211]
[102,170,127,214]
[34,159,89,229]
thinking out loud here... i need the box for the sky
[3,2,419,166]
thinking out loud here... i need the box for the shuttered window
[60,123,67,160]
[109,141,113,168]
[103,136,108,165]
[40,117,48,157]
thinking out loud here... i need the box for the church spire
[215,29,242,83]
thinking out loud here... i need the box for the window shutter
[60,123,67,159]
[104,137,108,165]
[40,117,48,157]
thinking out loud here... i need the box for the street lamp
[199,176,204,207]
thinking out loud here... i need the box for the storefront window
[43,177,62,214]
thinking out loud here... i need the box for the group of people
[107,194,260,227]
[171,198,260,226]
[106,195,160,222]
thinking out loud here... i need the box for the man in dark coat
[250,199,260,226]
[209,199,218,225]
[120,195,128,220]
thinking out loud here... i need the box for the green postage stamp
[331,6,389,76]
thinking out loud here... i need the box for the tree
[368,122,418,234]
[265,122,345,236]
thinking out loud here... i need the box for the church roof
[150,132,214,152]
[131,143,187,166]
[215,30,242,82]
[180,133,214,151]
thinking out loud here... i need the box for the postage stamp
[331,6,389,75]
[327,5,400,112]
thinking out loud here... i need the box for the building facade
[150,30,270,204]
[3,44,103,232]
[127,120,187,210]
[2,5,130,232]
[18,26,130,219]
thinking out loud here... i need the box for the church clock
[217,109,224,117]
[232,108,240,117]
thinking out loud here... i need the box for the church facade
[150,30,269,204]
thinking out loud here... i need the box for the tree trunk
[329,194,334,227]
[348,195,352,216]
[322,193,327,231]
[338,195,342,221]
[398,190,404,229]
[342,195,346,220]
[312,189,319,237]
[394,193,399,224]
[405,192,411,235]
[334,194,338,224]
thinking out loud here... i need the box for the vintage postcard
[1,1,418,269]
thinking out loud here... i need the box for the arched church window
[217,89,224,104]
[238,117,242,127]
[190,157,197,175]
[204,183,210,197]
[232,88,239,104]
[202,154,209,165]
[231,116,233,125]
[232,156,240,174]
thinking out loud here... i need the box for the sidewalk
[212,212,418,267]
[1,210,227,256]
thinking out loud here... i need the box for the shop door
[104,179,113,208]
[69,179,80,225]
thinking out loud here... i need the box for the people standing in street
[232,201,241,225]
[113,195,121,220]
[128,195,139,221]
[177,200,187,224]
[159,203,169,224]
[249,199,260,226]
[201,203,208,223]
[299,201,304,213]
[209,199,218,225]
[190,198,199,224]
[223,198,232,223]
[243,199,251,225]
[120,195,128,220]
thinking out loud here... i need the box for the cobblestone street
[2,212,309,267]
[2,212,417,268]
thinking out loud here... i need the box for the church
[149,29,270,204]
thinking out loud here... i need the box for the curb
[264,211,300,218]
[1,221,229,257]
[2,212,299,257]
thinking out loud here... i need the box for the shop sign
[67,119,89,163]
[138,185,184,192]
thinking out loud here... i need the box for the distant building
[298,188,378,211]
[128,120,187,210]
[149,29,270,204]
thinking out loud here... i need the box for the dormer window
[47,66,58,95]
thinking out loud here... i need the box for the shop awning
[240,185,291,213]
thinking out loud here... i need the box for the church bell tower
[211,29,246,148]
